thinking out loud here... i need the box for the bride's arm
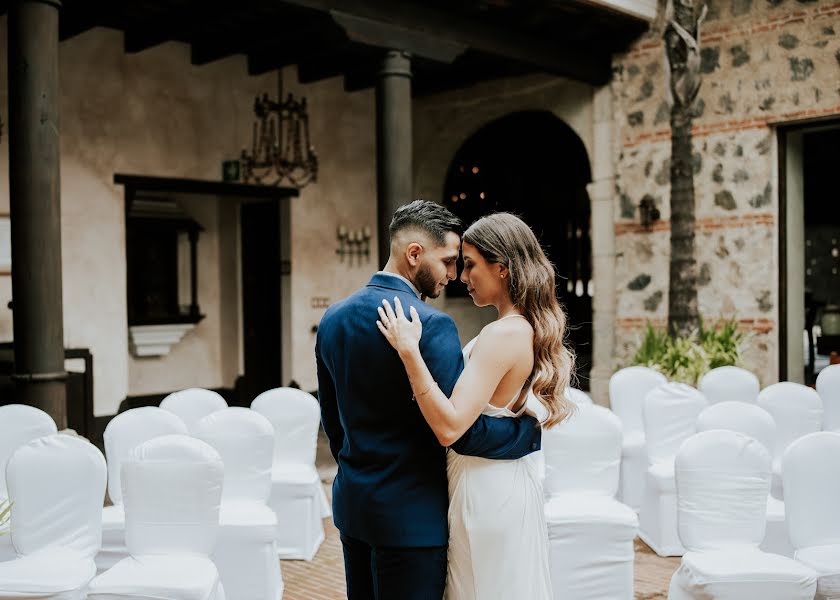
[378,297,514,446]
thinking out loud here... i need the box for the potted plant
[633,318,745,386]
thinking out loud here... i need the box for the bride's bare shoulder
[474,317,533,353]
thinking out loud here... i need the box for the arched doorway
[443,111,593,387]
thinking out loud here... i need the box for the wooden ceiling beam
[191,39,248,66]
[297,54,348,84]
[123,2,231,54]
[191,15,338,67]
[277,0,617,84]
[247,50,302,76]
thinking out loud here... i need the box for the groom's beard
[415,263,441,299]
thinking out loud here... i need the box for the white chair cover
[698,366,760,404]
[543,405,638,599]
[695,401,776,456]
[88,435,225,600]
[668,430,817,600]
[0,434,106,600]
[196,408,283,600]
[695,401,792,556]
[565,387,593,406]
[609,366,667,511]
[783,431,840,600]
[159,388,227,433]
[0,405,57,500]
[252,388,326,560]
[97,407,188,573]
[817,364,840,432]
[757,382,823,499]
[639,383,707,556]
[0,405,57,563]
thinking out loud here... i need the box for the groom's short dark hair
[389,200,463,246]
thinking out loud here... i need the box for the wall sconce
[336,225,372,263]
[639,195,661,230]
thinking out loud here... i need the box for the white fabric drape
[639,383,707,556]
[698,366,760,404]
[0,434,106,600]
[88,435,225,600]
[543,405,638,600]
[695,401,793,556]
[252,387,327,560]
[97,407,189,573]
[783,431,840,600]
[609,366,667,511]
[197,407,283,600]
[0,405,57,563]
[757,382,823,500]
[160,388,228,434]
[817,365,840,433]
[668,430,817,600]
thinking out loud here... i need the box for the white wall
[0,23,378,412]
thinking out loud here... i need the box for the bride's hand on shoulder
[377,297,422,357]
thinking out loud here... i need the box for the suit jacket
[315,272,541,547]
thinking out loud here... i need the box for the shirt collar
[375,271,422,299]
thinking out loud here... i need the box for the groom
[315,200,541,599]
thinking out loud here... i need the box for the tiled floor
[281,496,679,599]
[280,436,680,599]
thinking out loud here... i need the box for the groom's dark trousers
[316,273,541,600]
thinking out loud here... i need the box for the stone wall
[611,0,840,385]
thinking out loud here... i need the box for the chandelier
[240,72,318,188]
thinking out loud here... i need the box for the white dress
[445,333,553,600]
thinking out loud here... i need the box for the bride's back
[464,314,534,412]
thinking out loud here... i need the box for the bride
[377,212,574,600]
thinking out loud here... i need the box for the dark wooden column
[376,50,412,266]
[8,0,67,427]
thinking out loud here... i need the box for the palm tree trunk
[664,0,706,337]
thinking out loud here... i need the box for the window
[126,196,203,326]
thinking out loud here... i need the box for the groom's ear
[406,242,423,266]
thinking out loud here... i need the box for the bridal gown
[445,333,552,600]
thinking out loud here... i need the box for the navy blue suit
[316,273,541,599]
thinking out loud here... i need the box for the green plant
[632,318,745,385]
[0,499,10,536]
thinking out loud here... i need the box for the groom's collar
[368,271,422,299]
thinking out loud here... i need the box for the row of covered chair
[100,405,282,599]
[612,364,840,557]
[0,385,329,599]
[0,431,233,600]
[539,391,639,600]
[668,429,840,600]
[0,405,58,563]
[0,408,273,599]
[158,387,330,559]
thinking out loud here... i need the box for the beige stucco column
[587,85,617,407]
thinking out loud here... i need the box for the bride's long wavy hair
[463,213,575,428]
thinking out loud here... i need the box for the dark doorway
[779,121,840,383]
[443,111,593,387]
[238,200,283,404]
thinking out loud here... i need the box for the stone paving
[279,436,681,599]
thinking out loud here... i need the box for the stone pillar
[8,0,67,427]
[587,85,617,407]
[376,50,412,266]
